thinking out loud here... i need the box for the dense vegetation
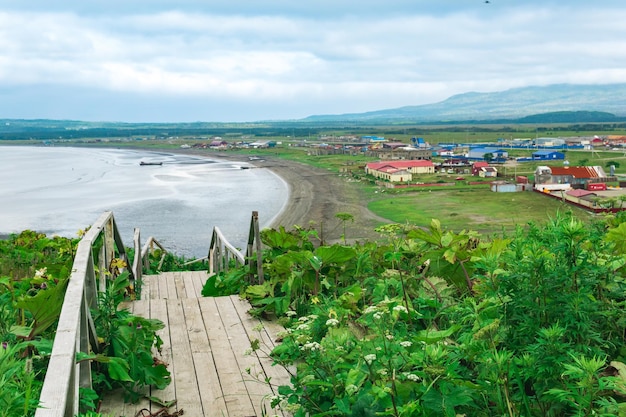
[206,212,626,416]
[0,231,182,416]
[2,117,626,142]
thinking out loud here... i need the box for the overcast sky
[0,0,625,122]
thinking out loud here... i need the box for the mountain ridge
[303,83,626,123]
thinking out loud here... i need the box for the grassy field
[368,188,593,236]
[9,132,625,237]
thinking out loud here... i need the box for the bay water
[0,146,288,258]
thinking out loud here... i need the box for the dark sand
[181,150,388,244]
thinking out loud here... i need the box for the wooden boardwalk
[99,271,291,417]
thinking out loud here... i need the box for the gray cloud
[0,1,624,121]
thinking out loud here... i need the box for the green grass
[368,188,592,236]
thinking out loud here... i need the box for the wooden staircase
[98,271,291,417]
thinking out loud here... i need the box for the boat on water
[139,161,163,166]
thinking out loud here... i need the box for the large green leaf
[315,245,357,265]
[261,226,302,250]
[415,325,461,344]
[15,277,69,338]
[605,222,626,254]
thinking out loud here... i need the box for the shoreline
[176,149,387,244]
[0,144,387,245]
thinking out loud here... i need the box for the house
[479,166,498,178]
[383,142,407,150]
[491,181,517,193]
[365,160,435,182]
[566,189,597,202]
[411,137,429,148]
[372,167,412,182]
[535,137,566,148]
[591,137,604,147]
[209,140,228,148]
[471,162,489,176]
[532,150,565,160]
[362,136,386,143]
[467,147,508,161]
[249,141,276,148]
[534,165,609,187]
[548,166,600,186]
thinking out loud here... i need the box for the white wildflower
[364,305,378,314]
[364,354,377,365]
[406,373,420,382]
[301,342,322,351]
[378,369,388,376]
[400,341,412,348]
[276,330,291,339]
[296,323,310,331]
[35,267,47,277]
[326,318,340,327]
[393,305,408,314]
[373,313,383,320]
[285,310,297,317]
[345,384,359,395]
[386,334,394,340]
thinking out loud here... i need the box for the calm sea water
[0,146,288,258]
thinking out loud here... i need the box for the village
[184,133,626,212]
[356,134,626,213]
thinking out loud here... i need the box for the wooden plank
[157,273,170,300]
[97,388,126,416]
[230,296,292,392]
[214,296,280,417]
[140,272,151,301]
[166,299,204,415]
[182,271,197,298]
[174,271,187,299]
[192,271,209,297]
[165,272,178,300]
[181,298,230,415]
[230,296,280,351]
[148,275,160,300]
[198,297,256,417]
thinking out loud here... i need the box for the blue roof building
[467,147,508,160]
[532,150,565,160]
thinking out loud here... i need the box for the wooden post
[253,212,264,283]
[245,211,264,284]
[133,228,143,296]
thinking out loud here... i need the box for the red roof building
[548,166,598,178]
[471,162,490,176]
[365,160,435,182]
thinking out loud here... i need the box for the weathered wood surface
[36,211,131,417]
[99,271,291,417]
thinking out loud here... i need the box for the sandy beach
[180,149,388,244]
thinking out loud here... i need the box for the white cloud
[0,2,625,121]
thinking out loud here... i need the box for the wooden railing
[208,225,246,274]
[37,210,261,416]
[132,228,169,297]
[35,211,133,417]
[208,210,264,283]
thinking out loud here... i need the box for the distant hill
[303,83,626,123]
[1,84,626,139]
